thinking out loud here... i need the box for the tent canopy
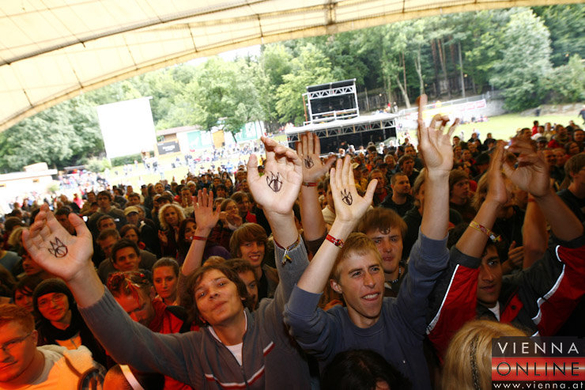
[0,0,577,132]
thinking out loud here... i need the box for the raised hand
[22,204,93,283]
[194,189,220,232]
[296,132,336,183]
[503,138,550,198]
[247,136,302,216]
[416,94,459,174]
[330,155,376,224]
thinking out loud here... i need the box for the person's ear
[149,287,156,301]
[32,330,38,345]
[330,278,343,294]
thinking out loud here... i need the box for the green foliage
[490,10,553,111]
[534,4,585,67]
[275,44,335,125]
[543,55,585,103]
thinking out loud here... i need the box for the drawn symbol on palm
[266,171,283,192]
[304,156,314,169]
[48,237,68,258]
[341,189,353,205]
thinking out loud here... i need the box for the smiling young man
[229,223,278,302]
[284,95,455,390]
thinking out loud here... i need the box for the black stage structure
[287,79,398,153]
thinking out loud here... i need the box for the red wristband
[302,182,317,187]
[326,234,344,248]
[192,235,208,241]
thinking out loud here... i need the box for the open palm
[22,204,93,282]
[330,155,376,224]
[296,132,336,183]
[247,136,303,216]
[417,94,458,174]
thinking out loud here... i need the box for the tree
[543,54,585,103]
[490,9,553,111]
[533,4,585,67]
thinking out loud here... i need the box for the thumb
[363,179,378,204]
[324,155,336,171]
[247,154,260,183]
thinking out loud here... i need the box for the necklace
[389,266,403,284]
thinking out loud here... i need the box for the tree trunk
[394,75,411,108]
[402,51,407,96]
[458,41,465,98]
[414,49,425,96]
[431,39,440,97]
[438,38,451,99]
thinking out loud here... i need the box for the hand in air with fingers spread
[297,132,336,183]
[416,94,459,175]
[330,155,377,224]
[22,204,93,283]
[247,136,303,217]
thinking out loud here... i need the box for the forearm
[420,173,450,240]
[181,228,211,276]
[456,199,500,258]
[68,263,105,308]
[522,199,547,269]
[266,211,298,248]
[300,186,327,241]
[534,190,583,241]
[297,221,353,294]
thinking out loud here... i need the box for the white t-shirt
[20,345,100,389]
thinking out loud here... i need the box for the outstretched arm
[417,94,458,240]
[297,132,335,242]
[22,204,104,307]
[504,138,583,241]
[456,141,508,257]
[182,189,219,276]
[296,155,376,294]
[248,136,303,248]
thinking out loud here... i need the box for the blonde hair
[442,320,526,390]
[331,233,382,281]
[158,203,185,230]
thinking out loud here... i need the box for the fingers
[446,118,460,138]
[341,155,351,191]
[313,133,321,155]
[417,94,427,123]
[308,132,314,155]
[247,154,260,183]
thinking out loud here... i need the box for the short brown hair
[229,223,268,258]
[182,264,252,326]
[0,303,35,332]
[331,233,382,282]
[357,208,407,241]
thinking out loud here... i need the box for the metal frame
[286,117,397,144]
[303,80,360,125]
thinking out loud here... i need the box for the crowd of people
[1,95,584,389]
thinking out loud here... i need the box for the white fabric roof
[0,0,576,132]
